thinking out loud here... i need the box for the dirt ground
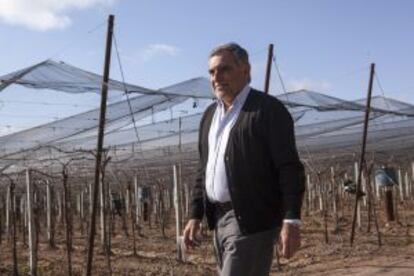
[1,203,413,275]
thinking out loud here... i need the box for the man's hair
[209,42,250,65]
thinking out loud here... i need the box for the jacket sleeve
[189,146,205,220]
[265,98,305,219]
[189,107,211,220]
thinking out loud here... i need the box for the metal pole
[350,63,375,246]
[85,14,114,276]
[264,44,274,94]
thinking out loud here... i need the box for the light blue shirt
[205,84,251,203]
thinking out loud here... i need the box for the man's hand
[278,222,301,259]
[183,219,201,250]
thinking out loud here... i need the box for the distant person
[183,42,305,276]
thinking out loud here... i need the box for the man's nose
[212,71,223,83]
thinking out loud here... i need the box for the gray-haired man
[183,42,305,276]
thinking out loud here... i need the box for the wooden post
[46,181,55,248]
[100,172,105,248]
[408,165,413,199]
[134,175,140,225]
[330,167,338,221]
[318,180,323,212]
[77,194,81,216]
[311,175,317,211]
[375,174,380,199]
[354,162,362,228]
[384,186,395,222]
[306,174,311,214]
[173,164,184,261]
[410,167,413,199]
[125,187,130,215]
[404,172,410,200]
[398,168,404,201]
[0,194,3,246]
[85,14,115,276]
[362,172,367,206]
[80,190,84,221]
[10,181,19,276]
[109,189,115,236]
[109,189,113,215]
[146,187,152,227]
[411,161,414,197]
[152,187,158,225]
[179,165,184,229]
[62,168,73,276]
[22,197,27,238]
[264,43,274,94]
[6,184,11,238]
[178,116,182,152]
[184,181,190,218]
[89,182,93,216]
[127,184,137,256]
[393,183,400,221]
[26,169,37,276]
[350,63,375,246]
[57,191,62,225]
[78,192,83,234]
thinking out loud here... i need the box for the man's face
[208,51,250,104]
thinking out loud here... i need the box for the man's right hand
[183,219,201,250]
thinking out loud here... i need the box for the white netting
[1,60,414,182]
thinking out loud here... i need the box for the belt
[214,201,233,214]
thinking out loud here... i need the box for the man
[183,42,305,276]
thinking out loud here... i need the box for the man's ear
[246,64,252,83]
[243,64,251,81]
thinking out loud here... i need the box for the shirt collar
[217,84,251,110]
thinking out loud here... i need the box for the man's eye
[208,66,232,76]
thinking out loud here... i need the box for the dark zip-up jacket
[190,88,305,235]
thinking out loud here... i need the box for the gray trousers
[213,210,280,276]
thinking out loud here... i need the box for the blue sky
[0,0,413,134]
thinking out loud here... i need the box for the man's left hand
[278,222,301,259]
